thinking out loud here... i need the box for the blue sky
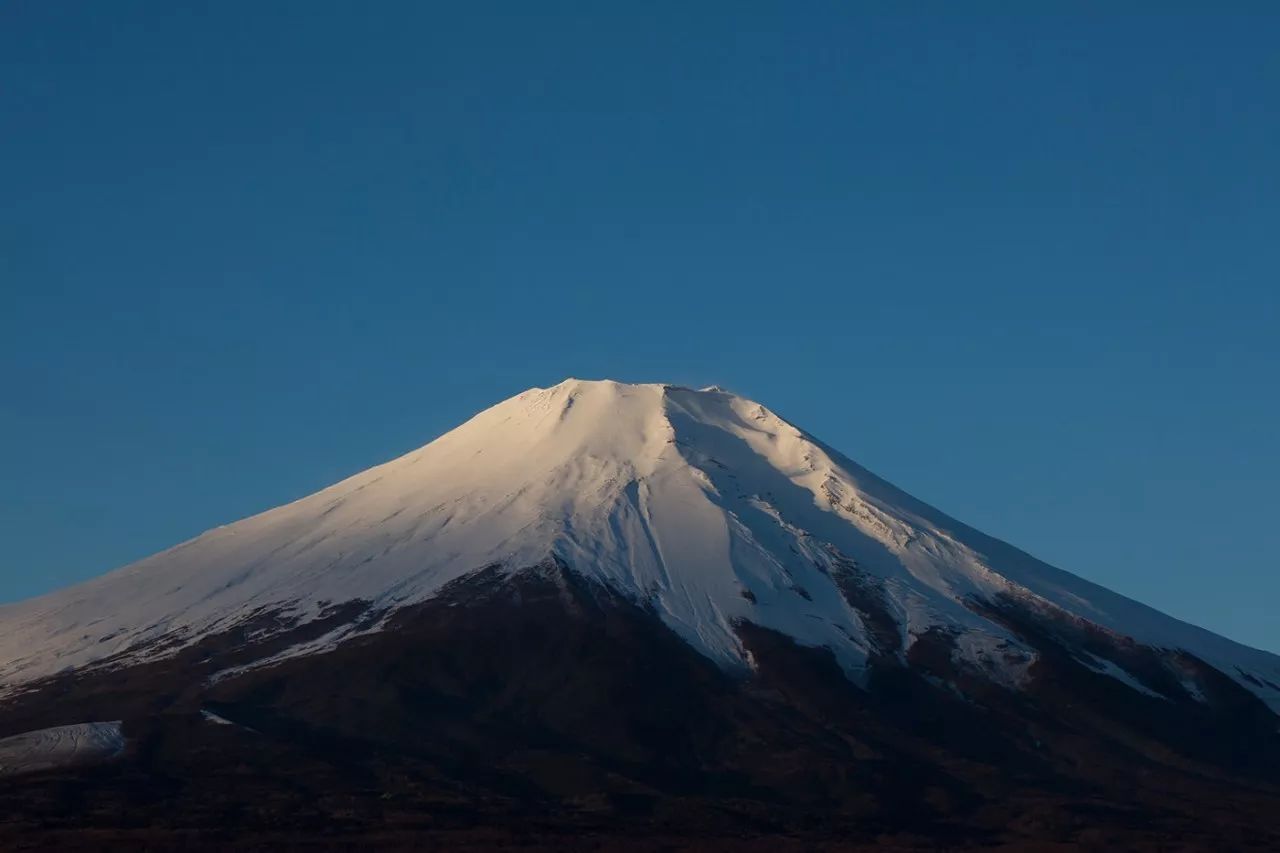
[3,3,1278,651]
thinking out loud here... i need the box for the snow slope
[0,722,124,776]
[1,379,1277,710]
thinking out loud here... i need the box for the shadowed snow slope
[2,379,1277,710]
[0,722,124,776]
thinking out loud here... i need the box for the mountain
[1,379,1278,850]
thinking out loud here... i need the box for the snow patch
[1077,653,1167,700]
[200,710,235,726]
[0,721,124,776]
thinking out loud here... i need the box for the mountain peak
[529,377,738,401]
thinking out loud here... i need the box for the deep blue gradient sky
[3,4,1278,651]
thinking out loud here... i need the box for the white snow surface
[200,710,238,727]
[0,721,124,776]
[1076,654,1168,700]
[1,379,1278,710]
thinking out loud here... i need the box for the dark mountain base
[0,564,1277,850]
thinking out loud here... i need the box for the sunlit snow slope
[2,379,1277,710]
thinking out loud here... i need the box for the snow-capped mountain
[4,378,1280,849]
[2,378,1277,712]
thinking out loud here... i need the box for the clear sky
[3,3,1278,652]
